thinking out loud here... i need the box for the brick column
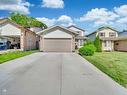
[39,35,44,51]
[20,29,26,51]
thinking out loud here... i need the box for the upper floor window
[109,32,116,38]
[99,32,105,37]
[77,31,84,36]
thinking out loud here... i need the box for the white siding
[0,23,21,36]
[44,29,72,38]
[97,29,118,37]
[68,27,84,36]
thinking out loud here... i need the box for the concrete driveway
[0,52,127,95]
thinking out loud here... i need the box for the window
[99,32,105,37]
[109,32,116,37]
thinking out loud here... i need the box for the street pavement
[0,52,127,95]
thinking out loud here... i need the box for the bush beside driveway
[0,50,38,64]
[84,52,127,88]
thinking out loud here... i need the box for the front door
[103,41,112,51]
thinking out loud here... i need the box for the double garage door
[43,38,72,52]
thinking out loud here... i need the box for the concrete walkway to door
[0,52,127,95]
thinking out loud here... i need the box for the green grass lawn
[0,50,38,64]
[84,52,127,88]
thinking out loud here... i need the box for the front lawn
[84,52,127,88]
[0,50,38,64]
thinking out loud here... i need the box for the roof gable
[0,18,22,29]
[44,29,73,38]
[87,26,118,37]
[0,18,37,35]
[38,26,78,35]
[0,23,21,36]
[97,26,118,32]
[67,25,85,32]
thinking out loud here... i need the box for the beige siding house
[87,26,118,51]
[38,26,78,52]
[0,19,38,51]
[38,25,87,52]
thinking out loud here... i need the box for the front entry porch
[102,40,114,51]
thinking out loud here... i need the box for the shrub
[79,44,96,56]
[88,44,96,52]
[94,36,102,52]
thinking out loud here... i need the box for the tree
[94,36,102,52]
[9,13,47,29]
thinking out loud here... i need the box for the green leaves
[94,36,102,52]
[9,13,47,29]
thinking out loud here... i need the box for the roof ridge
[38,25,78,35]
[67,25,85,31]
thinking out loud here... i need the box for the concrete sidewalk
[0,53,127,95]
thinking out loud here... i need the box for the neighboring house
[0,18,38,51]
[67,25,87,48]
[87,26,118,51]
[0,37,7,50]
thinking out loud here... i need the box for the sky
[0,0,127,34]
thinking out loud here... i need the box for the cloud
[36,17,56,26]
[0,0,21,4]
[57,15,74,26]
[116,17,127,24]
[114,5,127,16]
[0,5,30,14]
[21,2,34,7]
[114,5,127,26]
[77,5,127,29]
[36,15,75,26]
[42,0,64,8]
[0,0,33,14]
[78,8,119,26]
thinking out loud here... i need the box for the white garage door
[43,38,72,52]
